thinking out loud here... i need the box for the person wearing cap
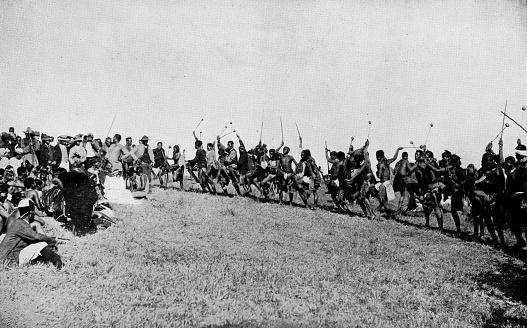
[0,199,62,269]
[20,127,40,168]
[37,134,58,168]
[68,134,87,170]
[126,135,154,181]
[106,134,130,176]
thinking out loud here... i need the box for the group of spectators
[0,126,175,269]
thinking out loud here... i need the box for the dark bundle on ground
[58,171,98,234]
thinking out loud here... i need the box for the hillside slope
[1,188,526,327]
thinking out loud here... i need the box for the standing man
[127,136,155,181]
[56,135,71,171]
[279,146,298,206]
[20,127,39,168]
[37,134,57,169]
[153,141,170,185]
[375,147,403,209]
[68,134,87,171]
[107,134,130,176]
[123,137,134,180]
[84,133,98,170]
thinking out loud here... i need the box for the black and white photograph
[1,0,527,327]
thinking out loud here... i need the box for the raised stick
[500,100,507,141]
[492,123,509,142]
[501,111,527,134]
[193,118,204,133]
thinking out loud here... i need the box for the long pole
[501,111,527,134]
[280,117,284,142]
[500,100,508,141]
[325,140,330,174]
[295,122,302,148]
[106,113,117,138]
[193,118,204,133]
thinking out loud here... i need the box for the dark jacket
[0,213,54,263]
[37,144,57,167]
[236,152,250,175]
[188,149,207,169]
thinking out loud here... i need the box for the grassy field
[1,186,527,327]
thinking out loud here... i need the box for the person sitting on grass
[0,199,63,269]
[125,166,150,199]
[24,177,45,214]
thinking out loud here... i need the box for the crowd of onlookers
[0,126,178,270]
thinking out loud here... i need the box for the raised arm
[276,140,284,153]
[325,148,338,164]
[217,136,226,151]
[193,131,199,142]
[387,147,403,165]
[236,134,245,149]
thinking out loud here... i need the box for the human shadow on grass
[472,261,527,326]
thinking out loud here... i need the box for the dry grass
[1,187,527,327]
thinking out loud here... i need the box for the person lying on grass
[0,198,63,269]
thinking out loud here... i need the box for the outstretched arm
[217,136,226,151]
[193,131,199,141]
[276,140,284,153]
[387,147,403,165]
[425,160,449,173]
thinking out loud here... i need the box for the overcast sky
[1,0,526,170]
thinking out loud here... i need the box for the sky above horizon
[1,0,526,171]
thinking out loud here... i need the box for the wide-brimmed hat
[140,135,149,141]
[23,127,33,134]
[57,135,70,142]
[8,180,25,188]
[73,134,83,142]
[1,132,10,140]
[41,133,54,141]
[32,131,40,137]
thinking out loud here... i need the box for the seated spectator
[0,199,63,269]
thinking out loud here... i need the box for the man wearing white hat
[68,134,87,170]
[0,199,62,269]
